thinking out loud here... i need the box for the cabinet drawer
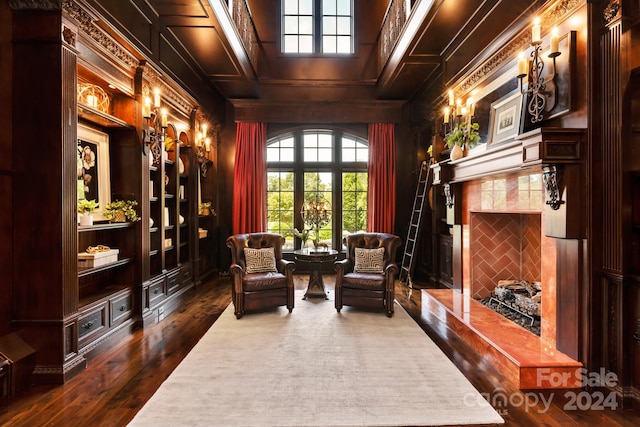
[78,303,107,344]
[149,278,166,308]
[110,291,132,326]
[180,264,193,285]
[166,271,180,296]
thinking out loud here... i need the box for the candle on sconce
[467,98,475,117]
[205,137,211,152]
[202,123,207,137]
[443,107,450,124]
[142,97,151,118]
[550,27,559,54]
[517,51,528,77]
[448,89,454,106]
[460,106,467,118]
[161,108,168,127]
[153,88,161,108]
[532,17,541,44]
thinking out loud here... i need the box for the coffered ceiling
[92,0,547,107]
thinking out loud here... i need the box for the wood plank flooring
[0,275,638,426]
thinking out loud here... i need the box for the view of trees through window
[266,129,368,250]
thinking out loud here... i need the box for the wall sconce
[442,90,475,139]
[196,123,213,178]
[142,88,167,166]
[517,18,561,124]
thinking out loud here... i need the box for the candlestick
[517,52,528,77]
[448,89,454,106]
[161,108,168,127]
[444,107,450,124]
[532,17,541,44]
[550,27,559,55]
[142,97,151,118]
[154,88,161,108]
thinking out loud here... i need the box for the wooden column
[10,4,83,383]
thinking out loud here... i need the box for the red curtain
[367,123,396,234]
[232,122,267,234]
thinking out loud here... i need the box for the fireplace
[424,128,585,388]
[462,174,559,346]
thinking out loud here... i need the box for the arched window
[266,129,368,250]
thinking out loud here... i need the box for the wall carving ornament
[603,0,621,25]
[458,0,584,95]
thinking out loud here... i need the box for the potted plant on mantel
[103,200,140,223]
[445,122,480,160]
[77,199,99,226]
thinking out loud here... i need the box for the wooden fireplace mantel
[432,127,585,184]
[432,127,586,239]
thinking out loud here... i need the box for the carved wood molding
[603,0,621,26]
[458,0,584,95]
[7,0,61,10]
[62,1,139,71]
[141,65,196,121]
[634,319,640,343]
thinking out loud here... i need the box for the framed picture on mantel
[487,89,522,147]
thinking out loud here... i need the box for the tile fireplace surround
[428,127,585,389]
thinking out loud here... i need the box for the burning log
[493,279,541,317]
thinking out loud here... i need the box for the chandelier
[301,195,331,248]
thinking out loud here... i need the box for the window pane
[299,16,313,34]
[284,0,298,14]
[318,148,332,161]
[337,17,351,35]
[303,172,333,246]
[300,0,313,15]
[284,16,298,33]
[304,148,318,162]
[342,136,368,163]
[284,36,298,53]
[336,36,351,53]
[342,172,368,244]
[323,17,337,34]
[323,0,336,15]
[337,0,351,15]
[267,171,296,249]
[299,36,313,53]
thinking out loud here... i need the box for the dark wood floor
[1,274,639,427]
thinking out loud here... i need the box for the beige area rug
[128,291,504,427]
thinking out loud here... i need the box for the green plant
[445,122,480,149]
[77,199,99,214]
[103,200,140,222]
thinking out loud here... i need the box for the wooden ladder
[399,160,431,286]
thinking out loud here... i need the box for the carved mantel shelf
[432,127,585,185]
[432,127,586,239]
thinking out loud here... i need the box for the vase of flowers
[445,122,480,160]
[293,228,311,249]
[77,199,98,226]
[103,200,140,223]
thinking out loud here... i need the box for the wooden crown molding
[8,0,61,10]
[457,0,585,95]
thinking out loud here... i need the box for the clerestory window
[282,0,354,54]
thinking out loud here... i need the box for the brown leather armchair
[226,233,296,319]
[334,233,402,317]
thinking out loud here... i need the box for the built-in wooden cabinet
[5,4,218,384]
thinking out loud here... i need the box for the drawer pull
[153,288,160,294]
[118,305,127,312]
[83,321,94,329]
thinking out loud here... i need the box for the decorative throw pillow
[354,247,385,273]
[244,247,278,273]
